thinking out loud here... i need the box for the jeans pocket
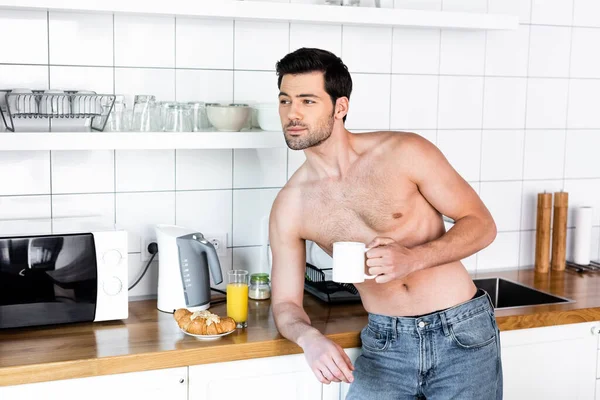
[360,325,391,352]
[449,310,497,350]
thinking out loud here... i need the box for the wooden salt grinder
[534,193,552,273]
[551,191,569,271]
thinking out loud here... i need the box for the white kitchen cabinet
[501,321,600,400]
[188,353,321,400]
[0,367,188,400]
[322,348,362,400]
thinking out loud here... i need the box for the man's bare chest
[300,177,419,249]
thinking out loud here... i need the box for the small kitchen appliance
[0,224,128,329]
[155,225,223,313]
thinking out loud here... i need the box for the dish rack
[304,263,361,304]
[0,90,116,132]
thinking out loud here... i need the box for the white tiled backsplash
[1,0,600,298]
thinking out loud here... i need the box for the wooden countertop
[1,268,600,387]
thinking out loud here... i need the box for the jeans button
[418,321,425,328]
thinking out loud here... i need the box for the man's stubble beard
[284,113,335,151]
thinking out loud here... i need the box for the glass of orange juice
[227,270,249,328]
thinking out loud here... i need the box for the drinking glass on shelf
[188,102,210,132]
[105,100,131,132]
[163,103,193,132]
[227,270,249,329]
[131,95,156,132]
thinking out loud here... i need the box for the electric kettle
[155,224,223,313]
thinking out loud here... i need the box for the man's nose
[287,103,302,121]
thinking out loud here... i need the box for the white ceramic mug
[332,241,376,283]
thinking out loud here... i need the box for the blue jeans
[346,289,503,400]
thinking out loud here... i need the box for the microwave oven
[0,227,128,329]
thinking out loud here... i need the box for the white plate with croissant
[174,308,237,340]
[179,328,236,340]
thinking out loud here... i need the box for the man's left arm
[366,134,496,283]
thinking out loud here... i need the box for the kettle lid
[155,224,201,238]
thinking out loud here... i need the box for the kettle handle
[191,235,223,286]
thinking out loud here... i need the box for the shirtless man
[270,48,502,399]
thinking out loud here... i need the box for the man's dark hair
[276,48,352,122]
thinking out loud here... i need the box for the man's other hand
[298,330,355,384]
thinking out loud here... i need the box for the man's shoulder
[359,130,435,158]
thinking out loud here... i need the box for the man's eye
[304,100,315,104]
[279,100,290,105]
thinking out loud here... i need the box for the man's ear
[335,97,349,121]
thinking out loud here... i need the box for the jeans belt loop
[439,312,450,337]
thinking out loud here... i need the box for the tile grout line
[434,27,442,145]
[173,17,178,224]
[231,20,236,251]
[388,26,393,130]
[174,16,177,102]
[112,13,116,95]
[4,60,600,81]
[112,13,117,224]
[562,7,576,187]
[473,1,489,273]
[517,0,534,270]
[47,10,54,231]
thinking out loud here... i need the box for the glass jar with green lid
[248,273,271,300]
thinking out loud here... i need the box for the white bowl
[206,104,251,132]
[256,104,282,131]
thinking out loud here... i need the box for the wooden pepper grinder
[551,191,569,271]
[534,192,552,273]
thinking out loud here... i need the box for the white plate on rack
[179,327,236,340]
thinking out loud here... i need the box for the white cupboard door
[323,347,362,400]
[189,353,321,400]
[501,322,599,400]
[0,367,188,400]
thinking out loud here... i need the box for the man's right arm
[269,192,354,385]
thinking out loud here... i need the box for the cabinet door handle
[179,378,185,384]
[591,325,600,335]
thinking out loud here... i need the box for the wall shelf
[0,131,286,151]
[0,0,518,30]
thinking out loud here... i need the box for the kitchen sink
[473,277,574,310]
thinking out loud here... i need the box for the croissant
[174,308,236,335]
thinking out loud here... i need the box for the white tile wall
[528,26,572,78]
[51,150,114,194]
[439,30,486,76]
[523,130,567,180]
[485,26,530,77]
[114,15,175,68]
[175,18,234,69]
[290,23,342,55]
[392,28,440,74]
[49,66,113,94]
[525,79,570,129]
[342,26,392,73]
[0,151,50,195]
[115,150,175,192]
[233,149,288,189]
[573,0,600,27]
[49,12,113,66]
[0,10,48,64]
[531,0,574,26]
[482,77,527,129]
[390,75,438,129]
[570,28,600,78]
[175,70,233,103]
[480,130,524,181]
[175,150,233,190]
[2,1,600,298]
[437,76,484,129]
[234,21,289,70]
